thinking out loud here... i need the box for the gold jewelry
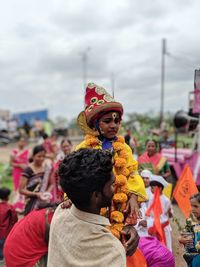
[77,111,99,136]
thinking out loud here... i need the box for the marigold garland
[109,227,121,239]
[112,223,124,232]
[112,142,124,151]
[100,207,107,216]
[111,211,124,223]
[118,167,130,176]
[115,175,127,186]
[113,193,128,203]
[119,150,129,159]
[118,185,129,195]
[114,158,126,168]
[84,134,130,239]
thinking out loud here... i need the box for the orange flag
[146,187,166,245]
[173,164,198,218]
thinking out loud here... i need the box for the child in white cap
[140,169,153,206]
[146,175,173,252]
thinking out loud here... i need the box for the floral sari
[22,163,52,215]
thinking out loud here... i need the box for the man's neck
[76,205,101,215]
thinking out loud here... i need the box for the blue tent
[14,109,48,126]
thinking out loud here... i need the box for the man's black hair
[59,148,113,208]
[0,187,11,200]
[150,181,164,191]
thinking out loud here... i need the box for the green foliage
[173,214,196,233]
[0,163,13,190]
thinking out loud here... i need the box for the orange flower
[112,142,124,151]
[111,211,124,223]
[119,185,129,195]
[118,167,130,176]
[114,158,126,168]
[113,193,128,203]
[112,223,124,232]
[119,150,128,159]
[115,175,127,186]
[85,135,99,146]
[117,136,125,144]
[108,226,121,239]
[100,208,107,216]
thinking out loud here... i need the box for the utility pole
[160,38,166,127]
[111,72,115,98]
[81,47,91,90]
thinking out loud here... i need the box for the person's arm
[46,167,55,193]
[10,154,27,169]
[10,207,18,227]
[121,225,139,256]
[19,175,44,200]
[10,154,20,168]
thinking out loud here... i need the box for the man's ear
[91,191,102,203]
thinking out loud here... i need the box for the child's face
[143,177,150,188]
[151,185,162,194]
[191,198,200,220]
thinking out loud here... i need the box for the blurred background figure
[19,145,54,215]
[41,132,59,161]
[159,130,175,151]
[10,137,29,213]
[23,121,31,138]
[4,205,56,267]
[56,138,72,162]
[124,128,138,155]
[140,169,153,206]
[138,139,171,180]
[0,187,18,262]
[52,138,73,202]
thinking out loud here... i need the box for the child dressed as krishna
[76,82,147,265]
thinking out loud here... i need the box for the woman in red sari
[138,140,171,179]
[10,137,29,212]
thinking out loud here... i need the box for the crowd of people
[0,82,198,266]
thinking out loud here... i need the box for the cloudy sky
[0,0,199,120]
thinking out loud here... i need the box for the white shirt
[48,205,126,267]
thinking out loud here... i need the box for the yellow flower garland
[84,134,130,239]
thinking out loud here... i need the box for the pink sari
[11,148,29,190]
[138,152,166,174]
[11,148,29,212]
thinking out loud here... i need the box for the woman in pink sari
[10,137,29,212]
[138,139,171,179]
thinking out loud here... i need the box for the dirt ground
[0,144,187,267]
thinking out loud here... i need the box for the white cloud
[0,0,199,121]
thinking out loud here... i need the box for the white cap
[150,174,168,188]
[140,169,152,178]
